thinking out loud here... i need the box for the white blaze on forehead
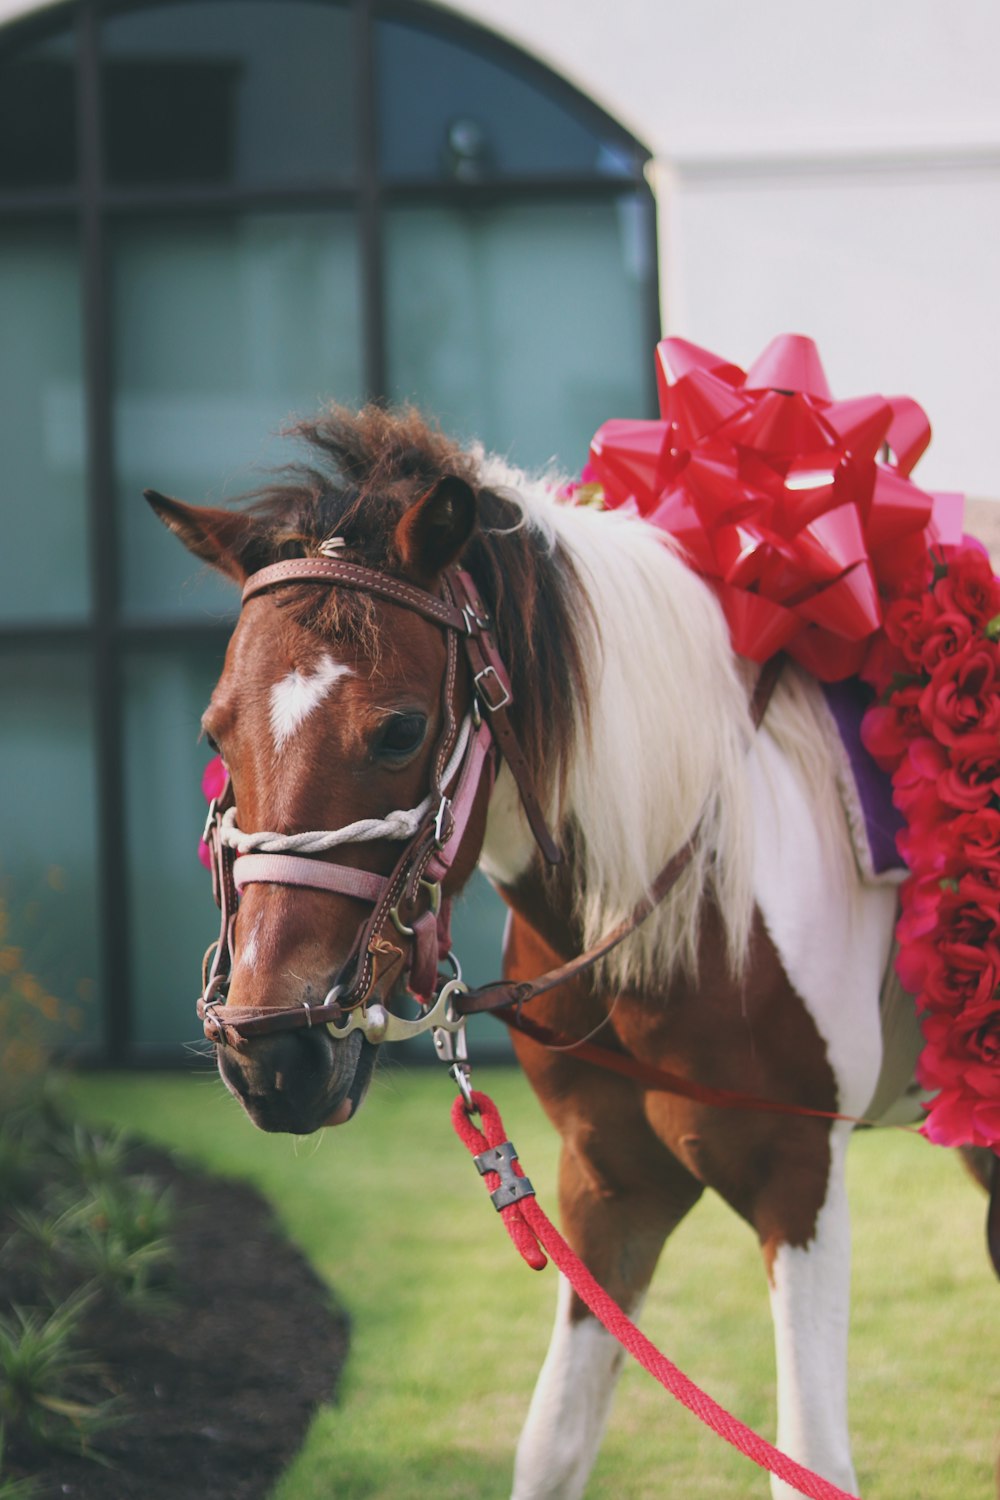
[269,654,353,749]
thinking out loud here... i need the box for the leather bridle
[197,555,560,1050]
[197,550,782,1056]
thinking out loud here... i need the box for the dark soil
[4,1147,350,1500]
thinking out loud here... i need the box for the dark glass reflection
[100,0,356,187]
[0,29,77,189]
[378,17,642,182]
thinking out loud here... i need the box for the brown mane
[234,404,591,815]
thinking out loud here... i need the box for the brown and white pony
[147,406,991,1500]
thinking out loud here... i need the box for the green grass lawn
[72,1062,997,1500]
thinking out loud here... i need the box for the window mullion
[78,0,132,1065]
[357,0,386,401]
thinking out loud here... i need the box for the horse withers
[147,405,996,1500]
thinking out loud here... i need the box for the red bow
[588,334,963,681]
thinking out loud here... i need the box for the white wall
[443,0,1000,500]
[4,0,998,496]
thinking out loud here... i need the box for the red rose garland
[861,541,1000,1149]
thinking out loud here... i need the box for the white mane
[476,454,851,992]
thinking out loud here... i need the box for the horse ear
[394,476,477,578]
[144,490,259,581]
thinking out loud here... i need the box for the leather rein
[198,553,780,1054]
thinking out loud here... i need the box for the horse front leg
[759,1122,858,1500]
[511,1131,703,1500]
[511,1271,629,1500]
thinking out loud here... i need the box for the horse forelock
[225,406,587,804]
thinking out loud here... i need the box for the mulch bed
[4,1148,350,1500]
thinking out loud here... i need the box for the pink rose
[919,1005,1000,1148]
[918,610,974,674]
[202,754,229,802]
[919,940,1000,1015]
[883,591,938,668]
[861,684,924,770]
[937,743,1000,810]
[932,543,1000,626]
[198,754,229,869]
[918,646,1000,747]
[891,738,948,830]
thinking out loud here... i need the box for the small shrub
[0,875,176,1488]
[55,1124,131,1191]
[0,1292,116,1459]
[4,1205,84,1294]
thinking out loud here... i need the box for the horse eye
[375,713,427,761]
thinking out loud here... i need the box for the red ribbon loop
[589,334,962,681]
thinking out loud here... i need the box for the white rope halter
[218,714,474,856]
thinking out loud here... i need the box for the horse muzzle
[217,1025,377,1134]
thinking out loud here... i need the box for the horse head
[145,414,506,1134]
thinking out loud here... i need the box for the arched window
[0,0,658,1061]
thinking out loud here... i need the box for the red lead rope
[451,1089,861,1500]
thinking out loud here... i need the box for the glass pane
[111,210,363,619]
[0,23,77,189]
[0,651,101,1055]
[385,197,653,474]
[100,0,355,187]
[123,647,225,1051]
[450,871,513,1061]
[378,17,642,182]
[0,223,88,624]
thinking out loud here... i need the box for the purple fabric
[821,678,906,877]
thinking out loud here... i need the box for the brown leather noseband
[197,556,560,1047]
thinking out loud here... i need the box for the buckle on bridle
[390,878,442,937]
[434,795,453,847]
[461,601,490,635]
[474,665,512,713]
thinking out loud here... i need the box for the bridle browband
[198,554,561,1049]
[198,551,781,1054]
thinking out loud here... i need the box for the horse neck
[475,471,757,989]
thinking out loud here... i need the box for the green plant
[0,1291,115,1459]
[74,1176,175,1254]
[74,1229,173,1304]
[67,1177,175,1302]
[3,1205,83,1291]
[54,1124,131,1191]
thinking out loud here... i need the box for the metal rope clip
[449,1060,474,1112]
[433,971,469,1068]
[473,1140,535,1211]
